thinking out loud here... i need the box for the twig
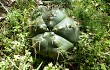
[36,61,43,70]
[0,1,9,13]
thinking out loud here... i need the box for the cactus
[31,9,79,59]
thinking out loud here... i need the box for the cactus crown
[31,6,79,59]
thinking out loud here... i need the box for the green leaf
[100,63,106,70]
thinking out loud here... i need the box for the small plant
[0,50,33,70]
[43,62,69,70]
[31,9,79,59]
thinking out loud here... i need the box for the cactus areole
[32,9,79,59]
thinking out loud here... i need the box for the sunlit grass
[0,0,110,70]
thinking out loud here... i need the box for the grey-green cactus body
[31,9,79,59]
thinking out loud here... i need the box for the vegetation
[0,0,110,70]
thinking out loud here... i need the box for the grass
[0,0,110,70]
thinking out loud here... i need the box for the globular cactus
[31,9,79,59]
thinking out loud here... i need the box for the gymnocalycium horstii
[31,5,79,59]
